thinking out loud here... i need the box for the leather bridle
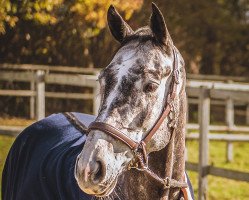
[86,47,187,189]
[64,47,187,190]
[89,47,179,148]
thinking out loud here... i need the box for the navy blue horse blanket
[2,113,93,200]
[2,113,194,200]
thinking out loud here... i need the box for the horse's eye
[143,82,159,93]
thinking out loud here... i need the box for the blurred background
[0,0,248,73]
[0,0,249,199]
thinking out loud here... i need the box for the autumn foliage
[0,0,248,76]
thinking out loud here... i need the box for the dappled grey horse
[2,3,194,200]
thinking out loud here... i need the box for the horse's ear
[150,3,170,44]
[107,5,134,43]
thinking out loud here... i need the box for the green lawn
[0,135,15,199]
[0,118,249,199]
[186,140,249,200]
[0,117,34,199]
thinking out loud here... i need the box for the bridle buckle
[163,177,171,189]
[128,143,149,171]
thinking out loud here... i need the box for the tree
[0,0,142,66]
[0,0,248,76]
[145,0,249,75]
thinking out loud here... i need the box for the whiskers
[115,185,125,199]
[90,187,124,200]
[91,196,113,200]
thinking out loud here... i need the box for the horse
[2,3,194,200]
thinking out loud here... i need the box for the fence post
[198,87,210,200]
[185,101,190,161]
[36,70,45,120]
[30,72,35,119]
[246,104,249,125]
[226,97,234,162]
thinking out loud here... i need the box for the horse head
[75,3,186,198]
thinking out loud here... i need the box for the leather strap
[64,112,88,133]
[142,95,173,144]
[143,48,179,144]
[88,122,139,150]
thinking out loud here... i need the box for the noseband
[64,47,187,190]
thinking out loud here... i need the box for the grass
[0,117,34,127]
[0,135,15,197]
[0,117,249,199]
[0,117,34,199]
[186,140,249,200]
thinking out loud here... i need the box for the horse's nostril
[92,161,103,183]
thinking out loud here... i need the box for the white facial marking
[99,48,138,121]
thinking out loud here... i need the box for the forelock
[120,26,172,55]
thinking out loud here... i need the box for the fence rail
[1,64,249,200]
[1,70,249,116]
[186,162,249,182]
[2,63,249,82]
[187,124,249,133]
[186,133,249,142]
[2,125,249,140]
[0,63,100,74]
[0,126,25,136]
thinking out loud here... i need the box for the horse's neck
[116,90,187,200]
[165,89,187,200]
[117,149,168,200]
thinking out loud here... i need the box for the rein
[64,47,187,191]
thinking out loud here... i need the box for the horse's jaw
[116,148,181,200]
[115,91,187,200]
